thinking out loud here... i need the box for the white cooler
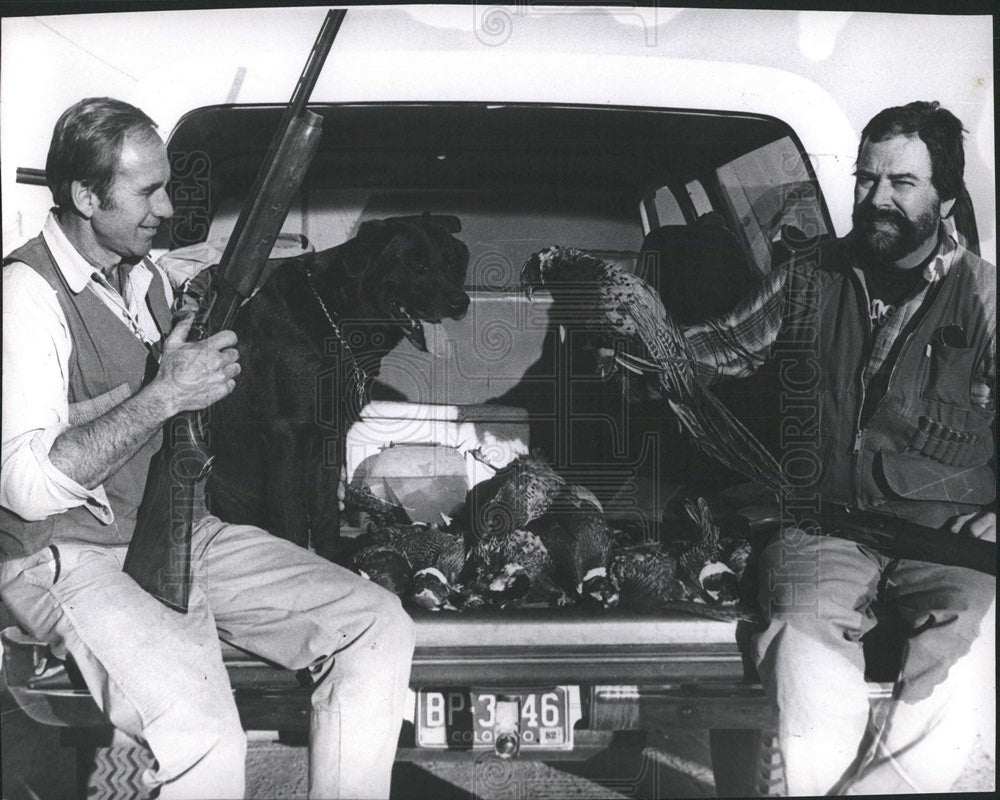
[344,401,530,524]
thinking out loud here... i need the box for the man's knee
[754,616,870,722]
[370,588,416,658]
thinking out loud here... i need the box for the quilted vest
[1,236,171,557]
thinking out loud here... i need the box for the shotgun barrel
[124,9,347,611]
[815,511,997,575]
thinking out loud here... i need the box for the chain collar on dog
[301,265,370,405]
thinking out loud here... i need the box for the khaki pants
[753,527,995,795]
[0,516,415,799]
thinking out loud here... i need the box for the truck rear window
[715,135,829,273]
[162,103,834,289]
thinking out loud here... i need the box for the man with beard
[685,101,995,794]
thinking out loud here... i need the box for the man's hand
[152,314,241,416]
[948,511,997,543]
[49,316,241,489]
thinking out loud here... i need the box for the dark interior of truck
[160,102,835,529]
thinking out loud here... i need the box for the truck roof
[132,48,859,235]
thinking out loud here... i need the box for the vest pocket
[920,326,974,408]
[878,450,996,505]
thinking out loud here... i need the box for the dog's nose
[450,293,470,318]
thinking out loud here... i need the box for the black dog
[204,215,470,560]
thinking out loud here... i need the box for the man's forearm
[47,317,240,490]
[49,384,174,490]
[682,261,788,384]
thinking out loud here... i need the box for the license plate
[416,687,574,750]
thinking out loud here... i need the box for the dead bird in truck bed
[457,529,569,609]
[459,452,601,568]
[459,453,566,546]
[350,545,412,597]
[609,542,685,610]
[675,497,740,603]
[525,486,619,608]
[351,522,465,609]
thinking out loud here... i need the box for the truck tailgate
[409,607,746,686]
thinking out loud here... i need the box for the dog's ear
[343,219,394,276]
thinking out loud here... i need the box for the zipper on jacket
[850,268,873,456]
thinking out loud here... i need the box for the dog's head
[338,215,470,352]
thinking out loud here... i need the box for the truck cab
[5,17,936,799]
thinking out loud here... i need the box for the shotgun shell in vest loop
[909,415,932,452]
[941,427,962,465]
[923,419,948,461]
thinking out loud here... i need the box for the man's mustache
[857,207,907,228]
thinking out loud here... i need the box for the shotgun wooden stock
[124,9,347,611]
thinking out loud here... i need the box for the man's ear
[70,180,99,219]
[940,197,956,218]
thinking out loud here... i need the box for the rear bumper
[13,607,902,742]
[3,611,754,731]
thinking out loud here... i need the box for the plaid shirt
[684,230,994,393]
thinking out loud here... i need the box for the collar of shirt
[857,227,958,388]
[923,226,957,283]
[41,211,160,345]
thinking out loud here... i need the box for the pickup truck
[3,17,984,799]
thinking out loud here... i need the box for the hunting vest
[779,236,996,529]
[0,236,171,558]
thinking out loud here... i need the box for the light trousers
[753,527,995,796]
[0,516,416,799]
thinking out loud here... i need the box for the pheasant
[526,485,619,608]
[678,497,740,603]
[378,522,454,572]
[350,545,412,597]
[357,522,466,611]
[609,542,684,610]
[459,453,566,548]
[343,482,410,527]
[520,247,784,496]
[458,452,594,585]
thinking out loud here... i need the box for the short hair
[45,97,159,212]
[858,101,966,201]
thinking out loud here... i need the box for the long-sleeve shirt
[1,212,172,523]
[684,230,996,397]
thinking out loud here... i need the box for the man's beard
[853,202,939,263]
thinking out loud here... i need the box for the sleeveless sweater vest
[1,236,171,557]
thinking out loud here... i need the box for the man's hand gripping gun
[124,10,347,611]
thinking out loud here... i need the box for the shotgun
[738,506,996,575]
[815,510,996,575]
[124,9,347,611]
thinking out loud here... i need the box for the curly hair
[45,97,159,212]
[859,101,966,201]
